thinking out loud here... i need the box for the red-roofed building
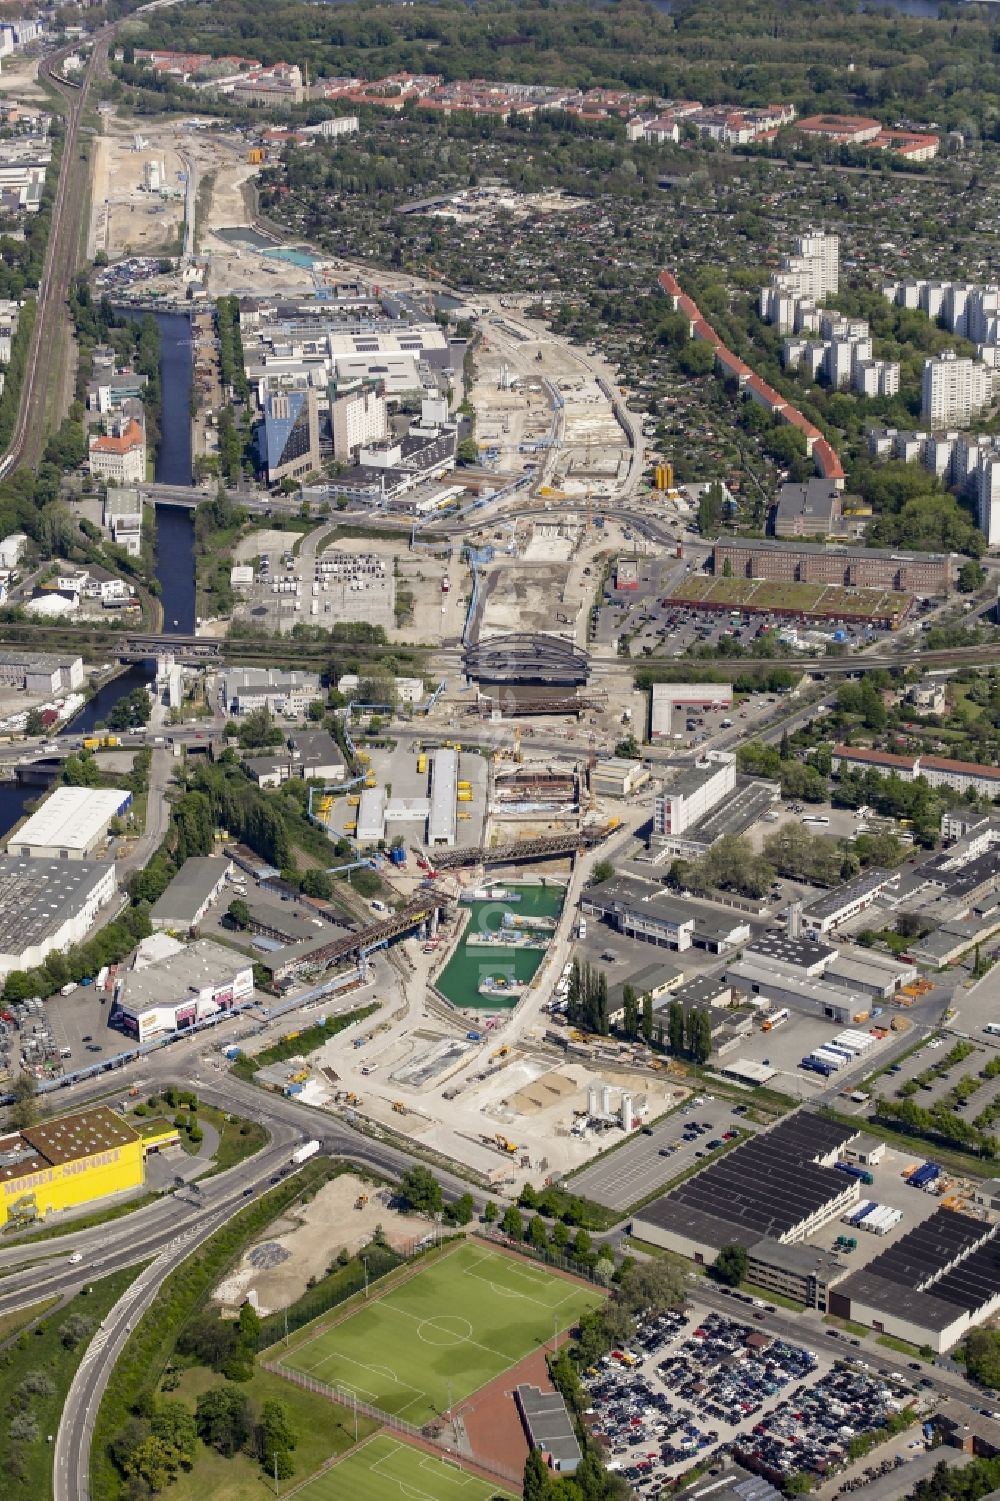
[813,438,845,485]
[831,745,918,779]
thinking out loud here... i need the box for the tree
[590,859,614,885]
[965,1328,1000,1389]
[150,1400,198,1471]
[667,999,685,1057]
[25,708,44,737]
[397,1165,443,1216]
[641,992,654,1044]
[617,1255,688,1314]
[259,1398,296,1472]
[528,1214,549,1250]
[958,559,985,593]
[483,1200,498,1224]
[58,1313,93,1349]
[714,1243,749,1287]
[195,1385,253,1456]
[445,1191,475,1226]
[523,1448,553,1501]
[501,1204,523,1239]
[456,437,480,465]
[8,1071,37,1129]
[621,983,639,1040]
[238,1301,262,1349]
[226,898,250,930]
[572,1228,592,1262]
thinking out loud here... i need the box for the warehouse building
[0,1105,145,1230]
[150,857,233,932]
[428,747,457,847]
[0,857,117,977]
[115,940,254,1043]
[650,682,733,740]
[592,756,649,799]
[632,1112,859,1264]
[0,649,84,694]
[582,875,750,953]
[744,932,908,1000]
[724,958,859,1023]
[801,868,900,935]
[8,785,132,860]
[830,1210,1000,1353]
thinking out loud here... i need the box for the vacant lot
[278,1241,603,1424]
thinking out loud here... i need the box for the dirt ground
[212,1172,433,1316]
[0,55,49,103]
[89,125,186,259]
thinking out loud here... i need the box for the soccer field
[294,1435,512,1501]
[279,1241,603,1424]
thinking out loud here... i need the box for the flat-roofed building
[713,537,951,595]
[0,857,117,977]
[115,939,254,1043]
[428,747,457,846]
[746,1238,848,1311]
[654,752,735,840]
[8,785,131,860]
[516,1385,581,1475]
[592,756,649,798]
[150,857,233,931]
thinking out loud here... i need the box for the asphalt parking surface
[569,1097,751,1212]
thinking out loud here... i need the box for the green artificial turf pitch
[279,1240,603,1424]
[293,1435,513,1501]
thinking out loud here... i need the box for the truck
[811,1048,845,1070]
[441,578,450,594]
[389,846,407,867]
[292,1140,320,1165]
[800,1057,834,1077]
[60,981,78,996]
[761,1008,789,1033]
[82,737,100,751]
[835,1161,874,1186]
[96,966,109,992]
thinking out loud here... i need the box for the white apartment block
[854,360,899,398]
[331,383,387,460]
[977,455,1000,546]
[921,353,992,427]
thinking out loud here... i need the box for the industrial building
[744,1239,848,1312]
[149,857,233,932]
[743,932,909,1001]
[0,857,117,978]
[222,667,321,717]
[724,958,859,1024]
[650,682,733,740]
[582,875,751,954]
[7,786,132,861]
[0,649,84,694]
[115,939,254,1042]
[591,756,649,799]
[712,538,952,595]
[428,747,458,847]
[654,753,736,841]
[0,1105,145,1230]
[632,1112,860,1264]
[830,1210,1000,1354]
[800,868,900,935]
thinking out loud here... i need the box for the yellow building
[0,1106,145,1229]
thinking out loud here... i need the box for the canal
[436,881,565,1012]
[58,308,197,741]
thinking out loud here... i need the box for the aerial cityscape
[1,3,1000,1501]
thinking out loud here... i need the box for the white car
[68,1251,83,1265]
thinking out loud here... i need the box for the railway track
[0,34,109,480]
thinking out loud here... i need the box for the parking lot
[723,1011,896,1102]
[733,1361,915,1486]
[869,1035,1000,1121]
[584,1306,841,1488]
[569,1095,752,1212]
